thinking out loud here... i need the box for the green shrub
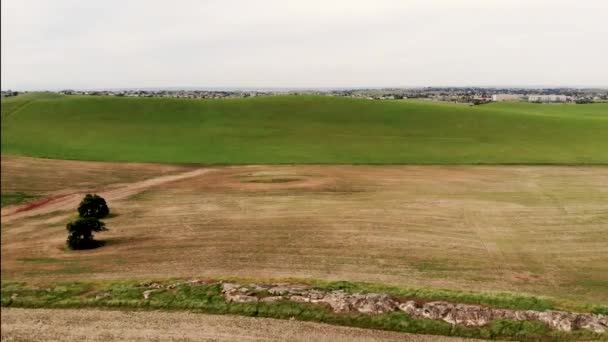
[66,217,107,250]
[78,194,110,218]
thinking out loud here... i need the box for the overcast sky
[2,0,607,90]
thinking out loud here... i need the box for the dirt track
[1,168,212,223]
[0,308,488,342]
[1,155,193,194]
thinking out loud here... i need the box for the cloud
[2,0,607,89]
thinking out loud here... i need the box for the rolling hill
[2,94,607,164]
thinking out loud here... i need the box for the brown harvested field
[1,308,486,342]
[1,154,194,195]
[1,156,607,305]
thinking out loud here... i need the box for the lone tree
[67,194,111,250]
[66,217,107,249]
[78,194,110,218]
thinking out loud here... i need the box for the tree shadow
[99,236,152,248]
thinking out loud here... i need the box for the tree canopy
[78,194,110,219]
[66,217,107,250]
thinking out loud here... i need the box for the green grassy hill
[2,94,607,164]
[1,92,62,119]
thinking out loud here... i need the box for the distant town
[2,87,607,104]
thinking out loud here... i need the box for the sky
[2,0,607,90]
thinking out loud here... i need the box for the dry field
[1,156,607,305]
[1,155,193,195]
[1,308,485,342]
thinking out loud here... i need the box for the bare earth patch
[0,308,488,342]
[1,156,607,306]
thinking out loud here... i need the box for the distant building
[492,94,524,102]
[527,95,569,103]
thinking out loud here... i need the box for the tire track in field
[1,168,214,224]
[1,99,35,120]
[462,209,507,275]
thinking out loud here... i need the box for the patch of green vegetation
[1,279,606,341]
[16,258,63,264]
[15,258,93,275]
[1,192,37,207]
[593,306,608,315]
[243,178,300,183]
[2,95,607,164]
[1,281,92,308]
[49,266,94,275]
[409,259,454,273]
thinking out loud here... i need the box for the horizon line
[3,85,608,92]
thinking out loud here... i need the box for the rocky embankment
[139,280,607,333]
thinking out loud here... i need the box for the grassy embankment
[2,93,607,164]
[2,279,607,341]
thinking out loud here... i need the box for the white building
[527,95,569,103]
[492,94,524,102]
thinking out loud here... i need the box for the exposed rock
[396,300,607,333]
[132,279,607,334]
[260,296,284,302]
[308,289,325,300]
[226,293,258,303]
[238,287,252,294]
[285,285,309,296]
[143,289,161,299]
[290,295,310,303]
[579,314,607,333]
[250,283,272,291]
[295,290,397,314]
[221,282,259,303]
[268,286,290,296]
[185,279,208,286]
[190,280,606,334]
[221,283,239,293]
[398,301,418,315]
[359,293,397,314]
[413,301,493,326]
[95,292,111,300]
[322,291,353,313]
[537,311,573,332]
[444,303,493,326]
[343,292,397,314]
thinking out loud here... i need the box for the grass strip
[2,279,606,341]
[0,192,38,207]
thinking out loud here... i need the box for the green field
[2,94,607,164]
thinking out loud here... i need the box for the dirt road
[1,168,212,223]
[1,308,488,342]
